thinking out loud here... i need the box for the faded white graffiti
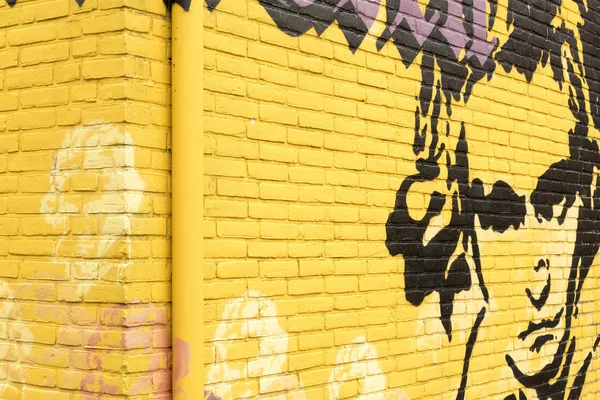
[328,337,409,400]
[0,124,147,398]
[206,291,408,400]
[206,290,298,399]
[39,124,146,286]
[42,123,145,258]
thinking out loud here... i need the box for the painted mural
[203,0,600,398]
[385,21,600,400]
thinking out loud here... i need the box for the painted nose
[525,259,551,311]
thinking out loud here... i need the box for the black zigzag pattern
[5,0,191,10]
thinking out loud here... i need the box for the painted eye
[531,160,577,224]
[473,180,527,233]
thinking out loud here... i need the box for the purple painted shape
[291,0,381,29]
[467,0,499,65]
[389,0,436,46]
[438,0,469,59]
[386,0,496,65]
[204,391,223,400]
[339,0,381,29]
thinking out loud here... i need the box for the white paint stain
[327,336,409,400]
[1,123,147,398]
[206,290,296,399]
[39,123,146,283]
[206,291,408,400]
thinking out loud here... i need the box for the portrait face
[41,124,147,264]
[467,65,580,381]
[386,0,600,394]
[409,61,585,390]
[468,0,595,385]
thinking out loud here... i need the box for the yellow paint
[172,0,204,399]
[203,0,600,399]
[1,0,599,397]
[0,0,172,398]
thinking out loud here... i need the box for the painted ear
[530,159,579,223]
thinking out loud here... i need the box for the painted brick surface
[2,0,600,398]
[0,0,172,398]
[203,0,600,399]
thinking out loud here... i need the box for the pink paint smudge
[173,338,190,382]
[173,338,191,399]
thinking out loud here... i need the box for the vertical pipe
[171,0,203,398]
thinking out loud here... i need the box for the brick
[7,67,53,89]
[20,0,69,23]
[0,10,18,29]
[205,199,248,218]
[21,43,69,66]
[0,49,18,69]
[82,12,126,34]
[216,261,258,278]
[55,62,80,83]
[8,24,56,46]
[216,55,259,78]
[0,93,18,111]
[260,183,298,201]
[82,57,149,79]
[21,87,69,108]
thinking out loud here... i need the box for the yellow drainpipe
[172,0,203,399]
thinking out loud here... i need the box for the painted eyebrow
[530,161,577,224]
[472,180,527,233]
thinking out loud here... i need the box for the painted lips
[517,307,564,351]
[529,334,555,353]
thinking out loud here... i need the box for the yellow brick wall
[2,0,600,398]
[203,0,600,399]
[0,0,172,398]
